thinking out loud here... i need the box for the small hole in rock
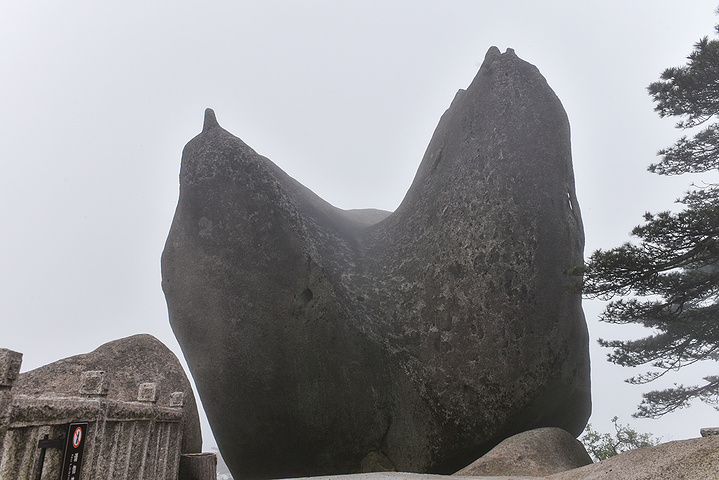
[301,288,313,303]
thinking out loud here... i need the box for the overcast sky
[2,1,718,452]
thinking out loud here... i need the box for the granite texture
[275,436,719,480]
[162,47,590,478]
[13,334,202,453]
[454,428,593,477]
[545,436,719,480]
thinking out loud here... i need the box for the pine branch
[586,9,719,420]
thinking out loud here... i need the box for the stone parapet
[0,336,202,480]
[1,382,186,480]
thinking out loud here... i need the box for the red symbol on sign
[72,427,82,448]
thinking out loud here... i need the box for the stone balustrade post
[179,452,217,480]
[0,348,23,458]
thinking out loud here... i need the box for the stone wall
[0,337,200,480]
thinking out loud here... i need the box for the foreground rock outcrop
[544,435,719,480]
[455,428,593,477]
[279,435,719,479]
[162,46,590,478]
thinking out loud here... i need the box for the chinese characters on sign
[59,422,87,480]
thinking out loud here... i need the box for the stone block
[0,349,22,388]
[170,391,185,407]
[79,370,108,396]
[137,382,158,402]
[179,452,217,480]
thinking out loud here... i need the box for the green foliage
[581,7,719,418]
[581,417,662,462]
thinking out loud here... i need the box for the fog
[2,1,718,450]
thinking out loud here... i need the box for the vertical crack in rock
[162,47,590,479]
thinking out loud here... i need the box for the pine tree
[582,10,719,418]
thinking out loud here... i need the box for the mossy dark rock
[162,47,590,479]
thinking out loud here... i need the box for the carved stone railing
[0,344,212,480]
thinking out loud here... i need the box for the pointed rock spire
[202,108,219,133]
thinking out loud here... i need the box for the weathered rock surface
[454,427,592,477]
[162,46,590,479]
[545,436,719,480]
[278,436,719,479]
[13,334,202,453]
[294,474,534,480]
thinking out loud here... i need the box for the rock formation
[454,428,593,477]
[162,46,590,479]
[544,435,719,480]
[254,435,719,479]
[13,334,202,454]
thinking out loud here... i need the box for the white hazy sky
[2,1,718,452]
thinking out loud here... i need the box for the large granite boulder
[454,427,593,477]
[13,334,202,454]
[162,46,590,478]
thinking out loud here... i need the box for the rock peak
[482,46,518,68]
[485,46,501,60]
[202,108,219,133]
[484,46,517,59]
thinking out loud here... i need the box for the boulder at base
[454,427,593,477]
[544,435,719,480]
[162,46,590,479]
